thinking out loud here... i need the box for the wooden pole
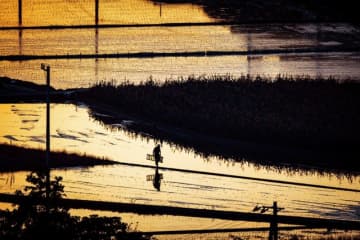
[18,0,22,25]
[269,216,273,240]
[268,201,279,240]
[95,0,99,25]
[18,29,22,55]
[95,28,99,81]
[45,66,51,200]
[273,201,278,240]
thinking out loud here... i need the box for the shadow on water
[86,105,360,181]
[152,0,360,52]
[153,0,360,23]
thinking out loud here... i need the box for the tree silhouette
[0,171,151,240]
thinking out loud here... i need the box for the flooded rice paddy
[1,0,360,237]
[0,103,359,232]
[1,1,360,88]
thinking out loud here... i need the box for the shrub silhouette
[0,171,151,240]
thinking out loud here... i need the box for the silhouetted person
[153,144,161,166]
[153,166,161,191]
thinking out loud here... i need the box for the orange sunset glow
[0,1,359,239]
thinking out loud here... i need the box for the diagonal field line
[112,161,360,193]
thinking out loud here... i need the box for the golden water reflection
[2,53,360,90]
[1,0,360,234]
[1,103,359,187]
[1,20,360,89]
[0,103,359,228]
[0,0,213,26]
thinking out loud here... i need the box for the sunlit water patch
[1,53,360,89]
[1,0,360,234]
[0,103,359,231]
[1,23,360,88]
[0,0,212,26]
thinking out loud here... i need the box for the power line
[1,47,359,61]
[109,161,360,193]
[0,20,355,31]
[0,193,359,230]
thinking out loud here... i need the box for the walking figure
[153,144,161,166]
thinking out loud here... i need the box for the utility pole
[160,3,162,17]
[41,63,51,200]
[252,201,284,240]
[18,0,22,25]
[247,30,252,76]
[269,201,278,240]
[95,0,99,25]
[18,29,22,55]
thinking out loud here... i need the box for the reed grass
[82,75,360,149]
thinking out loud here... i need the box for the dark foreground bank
[0,144,116,172]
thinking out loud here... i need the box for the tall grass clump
[80,75,360,151]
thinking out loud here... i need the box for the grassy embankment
[0,78,118,172]
[1,75,359,171]
[77,75,360,171]
[0,144,116,172]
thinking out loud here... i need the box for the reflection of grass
[79,75,360,171]
[83,75,360,147]
[92,114,360,179]
[0,144,116,172]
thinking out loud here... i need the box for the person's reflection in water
[153,166,161,191]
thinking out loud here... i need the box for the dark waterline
[2,47,360,61]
